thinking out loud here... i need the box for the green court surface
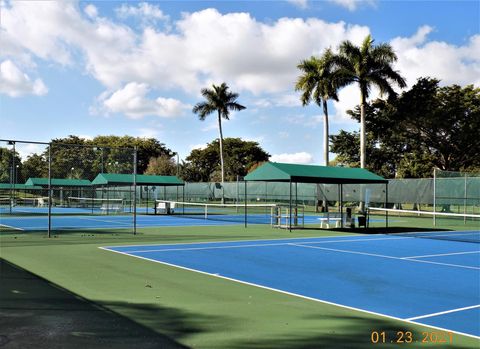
[1,225,479,348]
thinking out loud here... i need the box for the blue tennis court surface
[102,234,480,338]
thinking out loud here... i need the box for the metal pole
[295,182,298,227]
[48,144,52,238]
[133,147,137,235]
[289,179,292,232]
[340,184,343,228]
[244,180,247,228]
[433,168,436,226]
[385,182,389,228]
[464,174,467,224]
[12,142,16,210]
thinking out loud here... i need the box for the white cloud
[1,2,370,95]
[84,4,98,19]
[0,60,48,97]
[190,143,208,150]
[2,2,478,114]
[287,0,308,9]
[271,152,313,164]
[330,0,377,11]
[332,84,361,122]
[16,143,46,160]
[116,2,169,22]
[391,27,480,87]
[101,82,189,119]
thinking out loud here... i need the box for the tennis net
[0,197,50,207]
[67,197,125,213]
[154,200,278,224]
[368,207,480,243]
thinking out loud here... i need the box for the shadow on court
[0,259,197,349]
[229,314,474,349]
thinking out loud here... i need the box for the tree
[330,78,480,178]
[90,136,172,174]
[145,155,177,176]
[295,49,341,166]
[192,83,246,201]
[334,35,406,169]
[21,153,48,180]
[0,147,22,183]
[181,138,270,182]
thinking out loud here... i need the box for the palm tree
[295,48,340,166]
[193,83,246,202]
[334,35,406,169]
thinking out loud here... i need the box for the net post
[48,144,52,238]
[133,147,137,235]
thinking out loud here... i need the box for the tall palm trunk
[217,111,225,203]
[322,99,330,166]
[360,94,366,169]
[321,99,330,213]
[359,92,366,212]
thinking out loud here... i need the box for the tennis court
[102,233,480,339]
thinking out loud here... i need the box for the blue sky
[1,0,479,164]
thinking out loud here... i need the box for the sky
[1,0,479,164]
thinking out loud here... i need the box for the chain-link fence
[2,138,479,235]
[0,139,137,236]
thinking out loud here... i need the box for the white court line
[403,251,480,259]
[79,217,133,226]
[289,243,480,270]
[99,246,480,340]
[121,236,416,254]
[101,233,374,250]
[407,305,480,321]
[124,242,293,253]
[0,223,24,231]
[394,231,479,238]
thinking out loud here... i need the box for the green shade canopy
[244,162,387,184]
[25,178,92,187]
[0,183,42,190]
[91,173,184,186]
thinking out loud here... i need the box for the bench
[318,212,345,229]
[100,204,122,214]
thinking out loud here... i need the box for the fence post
[133,147,137,235]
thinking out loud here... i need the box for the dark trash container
[357,215,367,228]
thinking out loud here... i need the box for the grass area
[1,225,479,348]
